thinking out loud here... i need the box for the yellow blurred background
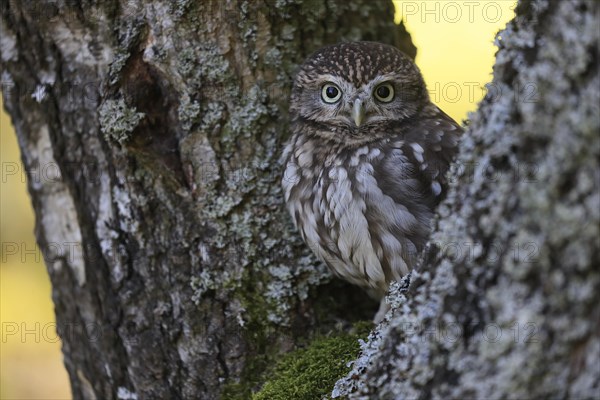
[0,2,515,398]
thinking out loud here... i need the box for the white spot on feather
[410,142,425,164]
[297,150,312,167]
[431,181,442,196]
[368,147,381,159]
[282,163,299,201]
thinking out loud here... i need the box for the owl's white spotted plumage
[282,42,462,301]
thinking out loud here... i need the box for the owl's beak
[352,98,366,127]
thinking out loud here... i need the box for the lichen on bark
[334,1,600,398]
[0,1,416,398]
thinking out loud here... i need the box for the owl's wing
[364,106,462,271]
[374,104,463,212]
[405,105,463,200]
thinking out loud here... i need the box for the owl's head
[290,42,429,140]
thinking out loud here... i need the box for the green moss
[252,322,372,400]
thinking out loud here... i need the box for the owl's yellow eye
[374,83,394,103]
[321,83,342,103]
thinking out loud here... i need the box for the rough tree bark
[3,0,599,399]
[1,1,415,399]
[334,0,600,398]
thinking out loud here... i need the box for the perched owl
[282,41,462,307]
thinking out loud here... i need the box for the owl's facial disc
[312,74,409,132]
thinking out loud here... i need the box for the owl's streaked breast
[282,132,432,298]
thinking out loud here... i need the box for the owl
[282,41,462,307]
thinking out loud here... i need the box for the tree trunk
[1,1,415,399]
[334,0,600,398]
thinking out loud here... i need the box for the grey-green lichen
[108,50,131,85]
[106,13,148,84]
[3,0,420,398]
[177,45,231,89]
[177,91,201,132]
[173,0,192,18]
[186,118,331,326]
[198,101,225,132]
[98,98,145,144]
[219,84,270,150]
[334,0,600,398]
[109,0,423,396]
[190,269,236,305]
